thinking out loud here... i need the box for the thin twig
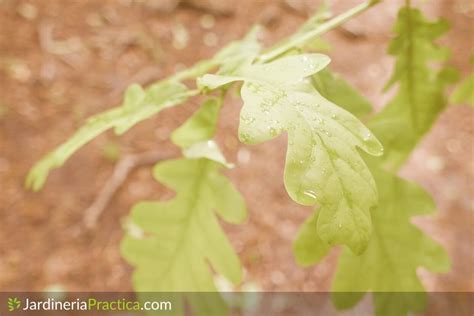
[83,150,174,229]
[258,0,381,63]
[38,22,83,56]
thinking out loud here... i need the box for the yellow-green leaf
[121,158,246,315]
[367,8,458,170]
[26,81,192,191]
[200,53,383,254]
[331,168,450,316]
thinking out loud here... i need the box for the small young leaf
[121,158,246,315]
[331,168,450,316]
[25,81,192,191]
[171,98,222,148]
[200,53,383,253]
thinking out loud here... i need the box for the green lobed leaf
[366,8,458,170]
[331,167,450,316]
[295,167,450,316]
[293,67,373,266]
[121,157,246,315]
[25,81,192,191]
[200,53,383,254]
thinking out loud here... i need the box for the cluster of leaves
[25,27,262,191]
[26,1,473,316]
[26,26,263,315]
[295,7,461,316]
[122,72,245,316]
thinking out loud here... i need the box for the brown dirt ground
[0,0,473,310]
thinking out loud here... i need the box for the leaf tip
[25,162,48,192]
[362,131,384,157]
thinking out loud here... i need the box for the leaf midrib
[292,103,370,245]
[405,7,419,133]
[155,161,210,287]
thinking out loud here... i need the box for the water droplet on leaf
[268,127,278,136]
[240,133,251,143]
[303,190,317,201]
[363,132,372,141]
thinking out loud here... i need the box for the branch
[83,150,174,229]
[259,0,382,63]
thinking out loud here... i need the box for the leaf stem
[258,0,382,63]
[168,0,382,82]
[171,59,221,82]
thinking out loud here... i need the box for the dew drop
[331,114,337,119]
[363,132,372,141]
[303,190,317,201]
[338,223,342,228]
[241,133,251,143]
[242,115,255,124]
[268,127,278,136]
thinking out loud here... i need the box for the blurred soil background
[0,0,473,311]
